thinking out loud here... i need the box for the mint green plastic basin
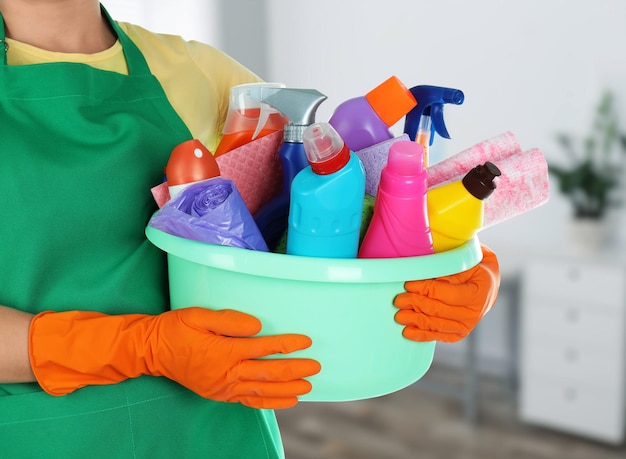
[145,225,482,402]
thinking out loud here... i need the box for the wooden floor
[276,365,626,459]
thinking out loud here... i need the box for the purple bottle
[328,76,416,152]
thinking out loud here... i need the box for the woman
[0,1,499,457]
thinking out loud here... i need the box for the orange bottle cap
[364,76,417,127]
[166,139,220,185]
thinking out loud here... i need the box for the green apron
[0,6,282,458]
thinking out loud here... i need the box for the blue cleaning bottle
[403,85,464,167]
[286,122,366,258]
[253,88,327,250]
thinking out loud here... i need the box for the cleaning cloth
[483,148,549,228]
[426,131,522,187]
[426,134,548,228]
[216,130,284,215]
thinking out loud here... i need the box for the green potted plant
[549,91,626,252]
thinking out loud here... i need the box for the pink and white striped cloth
[426,132,549,228]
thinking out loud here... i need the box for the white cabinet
[518,258,626,444]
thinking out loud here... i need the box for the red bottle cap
[303,123,350,175]
[166,139,220,186]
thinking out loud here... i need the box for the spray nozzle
[223,82,288,140]
[259,88,327,143]
[403,85,465,144]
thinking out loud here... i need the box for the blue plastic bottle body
[253,141,309,249]
[287,153,366,258]
[329,98,393,152]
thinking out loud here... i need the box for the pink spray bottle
[358,140,434,258]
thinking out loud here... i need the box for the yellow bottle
[427,162,501,252]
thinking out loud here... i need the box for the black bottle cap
[461,162,501,200]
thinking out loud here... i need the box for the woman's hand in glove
[29,307,321,409]
[393,245,500,343]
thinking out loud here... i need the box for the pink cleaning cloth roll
[483,148,549,228]
[355,134,410,196]
[433,148,550,229]
[427,131,522,188]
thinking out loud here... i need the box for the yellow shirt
[6,22,262,153]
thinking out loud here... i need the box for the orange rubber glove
[393,245,500,343]
[29,307,321,409]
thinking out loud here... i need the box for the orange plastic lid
[364,76,417,127]
[166,139,220,185]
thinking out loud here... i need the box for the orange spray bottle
[214,82,289,157]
